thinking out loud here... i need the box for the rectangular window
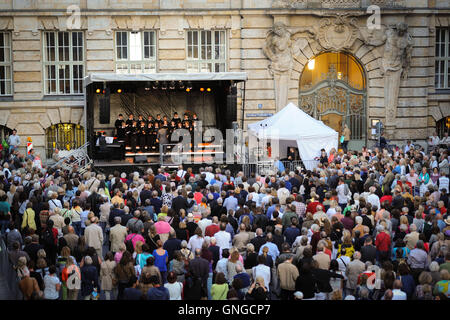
[43,31,84,95]
[186,30,226,73]
[0,32,12,96]
[436,28,450,89]
[115,31,157,74]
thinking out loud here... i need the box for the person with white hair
[367,186,380,211]
[375,224,391,264]
[404,223,420,251]
[352,216,365,238]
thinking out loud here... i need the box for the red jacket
[375,232,391,252]
[205,224,220,237]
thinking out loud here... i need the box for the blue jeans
[72,221,82,237]
[0,220,9,235]
[207,272,213,300]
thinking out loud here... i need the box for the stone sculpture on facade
[263,22,315,111]
[362,22,413,129]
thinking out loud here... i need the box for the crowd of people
[0,132,449,301]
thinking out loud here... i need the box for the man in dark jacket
[108,202,125,227]
[250,228,266,253]
[360,236,377,264]
[163,231,182,261]
[147,275,170,300]
[172,190,195,214]
[188,249,210,298]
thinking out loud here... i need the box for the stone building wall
[0,0,448,159]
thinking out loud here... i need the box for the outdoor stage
[83,72,247,167]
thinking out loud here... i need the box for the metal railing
[243,159,319,176]
[51,142,93,174]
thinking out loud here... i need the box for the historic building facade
[0,0,449,158]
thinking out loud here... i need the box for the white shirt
[48,199,62,211]
[252,264,271,292]
[197,218,212,236]
[337,255,351,280]
[164,282,183,300]
[430,135,440,146]
[215,258,229,281]
[367,193,380,211]
[392,289,407,300]
[214,230,232,250]
[187,235,204,252]
[336,183,350,204]
[438,176,449,192]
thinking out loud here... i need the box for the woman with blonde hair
[337,230,355,259]
[61,256,81,300]
[133,240,144,261]
[227,250,244,283]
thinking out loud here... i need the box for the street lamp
[259,123,268,162]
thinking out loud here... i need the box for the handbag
[340,135,345,144]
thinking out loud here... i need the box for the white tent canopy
[247,103,338,170]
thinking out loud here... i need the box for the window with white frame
[115,31,157,74]
[186,30,226,73]
[43,31,84,95]
[436,28,450,89]
[0,32,12,96]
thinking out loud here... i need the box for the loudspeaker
[135,155,147,163]
[226,91,237,125]
[99,88,110,124]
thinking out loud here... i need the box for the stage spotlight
[117,88,122,93]
[178,81,185,89]
[161,82,168,90]
[200,87,205,92]
[206,88,211,92]
[169,81,176,90]
[186,88,191,92]
[152,81,159,90]
[144,81,151,91]
[96,88,101,94]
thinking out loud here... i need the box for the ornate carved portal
[360,22,413,129]
[263,16,413,139]
[299,62,367,150]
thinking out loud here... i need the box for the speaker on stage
[99,88,110,124]
[226,86,237,125]
[135,155,147,163]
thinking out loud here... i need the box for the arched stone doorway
[298,51,367,150]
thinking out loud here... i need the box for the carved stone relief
[361,22,413,128]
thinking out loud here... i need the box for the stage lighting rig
[144,81,151,91]
[161,81,168,90]
[152,81,159,90]
[169,81,176,90]
[178,81,185,90]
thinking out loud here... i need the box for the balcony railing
[272,0,406,8]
